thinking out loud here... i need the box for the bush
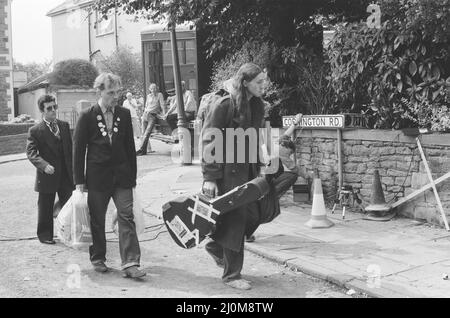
[210,42,283,125]
[210,41,276,92]
[49,59,98,87]
[327,0,450,130]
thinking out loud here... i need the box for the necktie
[50,122,58,134]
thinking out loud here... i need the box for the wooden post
[391,171,450,209]
[416,137,449,231]
[337,129,343,190]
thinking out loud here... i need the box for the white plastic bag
[55,190,92,249]
[55,196,73,246]
[111,188,145,237]
[71,190,92,248]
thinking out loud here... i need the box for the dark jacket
[26,120,74,193]
[73,104,137,192]
[201,96,266,252]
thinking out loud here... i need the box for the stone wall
[293,129,450,228]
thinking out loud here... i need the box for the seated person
[246,113,303,242]
[164,81,197,131]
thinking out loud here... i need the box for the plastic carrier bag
[111,188,145,237]
[55,190,92,249]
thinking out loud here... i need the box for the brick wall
[0,0,12,121]
[294,129,450,228]
[0,133,27,155]
[0,122,34,136]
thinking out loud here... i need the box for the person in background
[136,83,165,156]
[26,95,74,245]
[73,73,145,278]
[122,92,141,139]
[246,113,303,242]
[164,81,197,132]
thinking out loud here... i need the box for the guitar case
[162,177,270,249]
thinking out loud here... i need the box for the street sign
[282,115,345,129]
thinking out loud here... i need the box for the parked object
[305,176,334,229]
[363,170,395,221]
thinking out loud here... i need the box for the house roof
[17,73,51,94]
[46,0,93,17]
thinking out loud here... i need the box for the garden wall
[0,123,34,155]
[293,128,450,227]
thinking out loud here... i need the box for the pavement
[5,152,450,298]
[0,153,27,165]
[139,163,450,298]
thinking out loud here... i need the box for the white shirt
[169,90,197,114]
[123,99,138,118]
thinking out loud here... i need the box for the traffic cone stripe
[305,177,334,229]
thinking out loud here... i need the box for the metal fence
[57,109,79,130]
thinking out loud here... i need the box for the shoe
[224,279,252,290]
[245,235,256,243]
[40,239,56,245]
[136,149,146,156]
[92,262,109,273]
[123,266,146,278]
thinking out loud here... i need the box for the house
[0,0,14,121]
[47,0,151,64]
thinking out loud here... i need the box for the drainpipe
[88,12,92,60]
[114,2,118,49]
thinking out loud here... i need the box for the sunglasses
[45,105,58,111]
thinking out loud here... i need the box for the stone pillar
[75,100,92,113]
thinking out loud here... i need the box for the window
[95,10,114,36]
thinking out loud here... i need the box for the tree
[96,46,144,104]
[13,60,52,82]
[90,0,373,122]
[90,0,371,77]
[327,0,450,129]
[48,59,98,87]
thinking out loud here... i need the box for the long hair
[230,63,265,129]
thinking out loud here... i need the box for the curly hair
[37,94,56,112]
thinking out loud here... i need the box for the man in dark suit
[26,95,74,244]
[73,73,145,278]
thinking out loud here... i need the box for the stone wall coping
[292,128,450,147]
[0,133,28,141]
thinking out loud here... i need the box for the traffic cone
[305,177,334,228]
[363,169,395,221]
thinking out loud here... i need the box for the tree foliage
[13,61,52,82]
[96,46,144,102]
[327,0,450,130]
[91,0,371,82]
[49,59,98,87]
